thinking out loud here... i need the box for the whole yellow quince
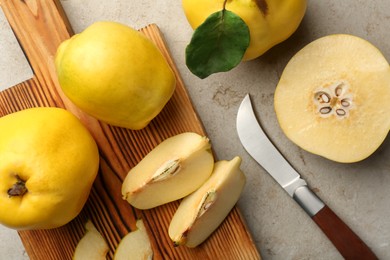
[55,21,176,130]
[0,108,99,230]
[182,0,307,60]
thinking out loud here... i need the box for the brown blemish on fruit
[255,0,269,16]
[173,229,189,247]
[224,0,268,16]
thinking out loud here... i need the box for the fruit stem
[222,0,228,10]
[7,175,28,197]
[221,0,228,19]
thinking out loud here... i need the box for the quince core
[274,34,390,163]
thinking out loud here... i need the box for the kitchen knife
[0,6,33,91]
[236,94,377,259]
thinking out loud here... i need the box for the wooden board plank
[0,0,260,259]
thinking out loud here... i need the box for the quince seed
[196,190,217,219]
[320,107,332,114]
[314,81,353,119]
[341,98,351,107]
[315,91,331,103]
[151,159,181,182]
[335,83,344,97]
[336,109,347,116]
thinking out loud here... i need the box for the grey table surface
[1,0,390,259]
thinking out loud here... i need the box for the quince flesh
[73,220,109,260]
[182,0,307,60]
[168,156,246,247]
[0,108,99,229]
[55,21,176,130]
[122,132,214,209]
[114,219,153,260]
[274,34,390,163]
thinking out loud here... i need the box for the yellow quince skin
[0,108,99,230]
[182,0,307,60]
[55,21,176,130]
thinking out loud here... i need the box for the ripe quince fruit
[182,0,307,61]
[0,108,99,229]
[55,21,176,130]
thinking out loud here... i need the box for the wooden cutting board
[0,0,260,259]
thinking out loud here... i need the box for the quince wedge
[121,132,214,209]
[274,34,390,163]
[73,220,109,260]
[113,219,153,260]
[168,156,246,247]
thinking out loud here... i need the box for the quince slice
[122,132,214,209]
[168,156,246,247]
[73,220,109,260]
[114,219,153,260]
[274,34,390,163]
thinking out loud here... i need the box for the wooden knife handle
[312,205,377,260]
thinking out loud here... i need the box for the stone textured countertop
[1,0,390,259]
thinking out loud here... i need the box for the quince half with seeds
[274,34,390,163]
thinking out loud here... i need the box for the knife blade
[0,6,33,91]
[237,94,377,259]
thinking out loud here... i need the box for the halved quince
[274,34,390,163]
[73,220,109,260]
[122,132,214,209]
[114,219,153,260]
[168,156,246,247]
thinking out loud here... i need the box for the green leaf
[185,10,250,79]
